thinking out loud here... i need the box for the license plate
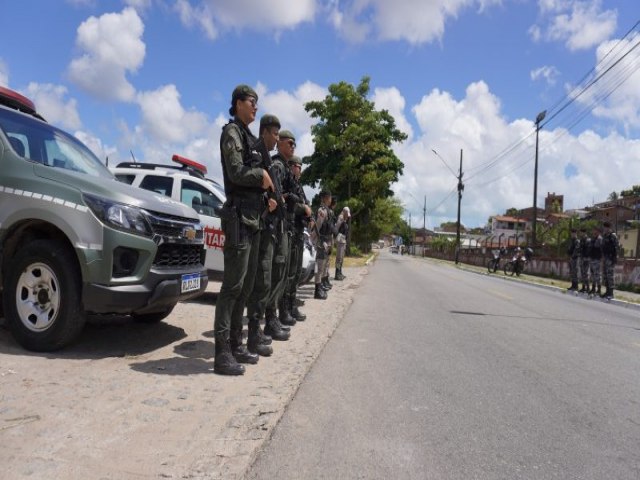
[181,273,201,293]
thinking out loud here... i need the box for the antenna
[130,150,137,163]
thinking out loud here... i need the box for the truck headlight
[83,194,153,237]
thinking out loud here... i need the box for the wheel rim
[15,262,61,332]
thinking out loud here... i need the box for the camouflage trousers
[569,257,579,283]
[603,257,615,289]
[589,258,601,287]
[580,258,590,284]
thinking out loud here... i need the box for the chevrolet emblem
[182,227,197,241]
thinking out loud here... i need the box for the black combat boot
[289,293,306,322]
[314,283,327,299]
[264,310,290,341]
[266,306,289,332]
[322,276,333,290]
[214,334,245,376]
[230,328,259,365]
[567,282,578,291]
[295,297,305,307]
[278,295,296,327]
[600,285,610,299]
[579,282,588,293]
[247,317,273,357]
[597,285,602,297]
[334,267,345,281]
[588,284,596,296]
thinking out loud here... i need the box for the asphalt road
[246,250,640,480]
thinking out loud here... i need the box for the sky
[1,0,639,230]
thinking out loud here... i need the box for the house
[490,215,528,247]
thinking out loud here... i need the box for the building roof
[493,215,528,223]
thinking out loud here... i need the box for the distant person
[578,228,591,293]
[601,221,619,299]
[334,206,350,280]
[589,226,603,297]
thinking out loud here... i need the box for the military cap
[231,84,258,104]
[288,155,302,165]
[319,189,332,198]
[260,114,281,129]
[603,221,611,228]
[279,130,296,141]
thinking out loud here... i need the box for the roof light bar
[172,154,207,174]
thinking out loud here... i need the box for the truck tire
[132,306,175,323]
[3,239,86,351]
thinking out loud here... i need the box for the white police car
[112,155,315,284]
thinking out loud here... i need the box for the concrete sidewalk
[0,266,369,480]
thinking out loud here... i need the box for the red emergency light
[172,154,207,174]
[0,86,37,115]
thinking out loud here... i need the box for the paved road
[246,250,640,480]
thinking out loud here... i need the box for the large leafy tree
[302,76,407,251]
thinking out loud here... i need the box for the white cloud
[530,0,617,51]
[176,0,315,39]
[530,65,560,86]
[0,59,8,87]
[68,7,146,101]
[580,33,640,130]
[372,87,414,140]
[136,84,209,144]
[257,81,327,157]
[124,0,152,11]
[74,130,118,164]
[24,83,82,130]
[330,0,502,45]
[393,80,640,229]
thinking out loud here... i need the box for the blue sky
[1,0,639,229]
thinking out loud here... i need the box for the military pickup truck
[0,86,208,351]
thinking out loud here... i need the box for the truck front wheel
[3,240,86,351]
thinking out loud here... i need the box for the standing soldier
[246,117,291,345]
[334,206,350,280]
[579,227,591,293]
[313,191,333,299]
[601,221,619,299]
[320,197,337,291]
[265,130,297,329]
[284,154,311,321]
[214,85,277,376]
[589,225,603,297]
[566,229,580,291]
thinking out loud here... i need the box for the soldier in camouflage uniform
[601,221,619,299]
[243,114,290,355]
[589,226,603,297]
[313,191,333,299]
[264,130,298,329]
[334,206,350,281]
[246,118,291,345]
[566,228,580,291]
[283,154,312,321]
[578,227,591,293]
[214,85,277,376]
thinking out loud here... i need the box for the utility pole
[423,195,426,231]
[455,149,464,264]
[532,110,546,248]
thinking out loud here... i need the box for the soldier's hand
[262,170,274,191]
[304,205,311,216]
[268,198,277,212]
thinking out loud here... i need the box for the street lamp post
[532,110,546,248]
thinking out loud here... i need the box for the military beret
[260,114,281,129]
[231,84,258,104]
[279,130,296,141]
[288,155,302,165]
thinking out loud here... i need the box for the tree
[302,76,407,252]
[505,207,519,216]
[608,191,619,201]
[620,185,640,197]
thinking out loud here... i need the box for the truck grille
[153,244,203,268]
[146,211,204,241]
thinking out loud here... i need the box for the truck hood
[34,164,199,220]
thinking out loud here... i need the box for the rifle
[252,137,286,224]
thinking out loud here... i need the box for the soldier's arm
[222,125,264,188]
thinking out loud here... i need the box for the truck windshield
[0,107,113,179]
